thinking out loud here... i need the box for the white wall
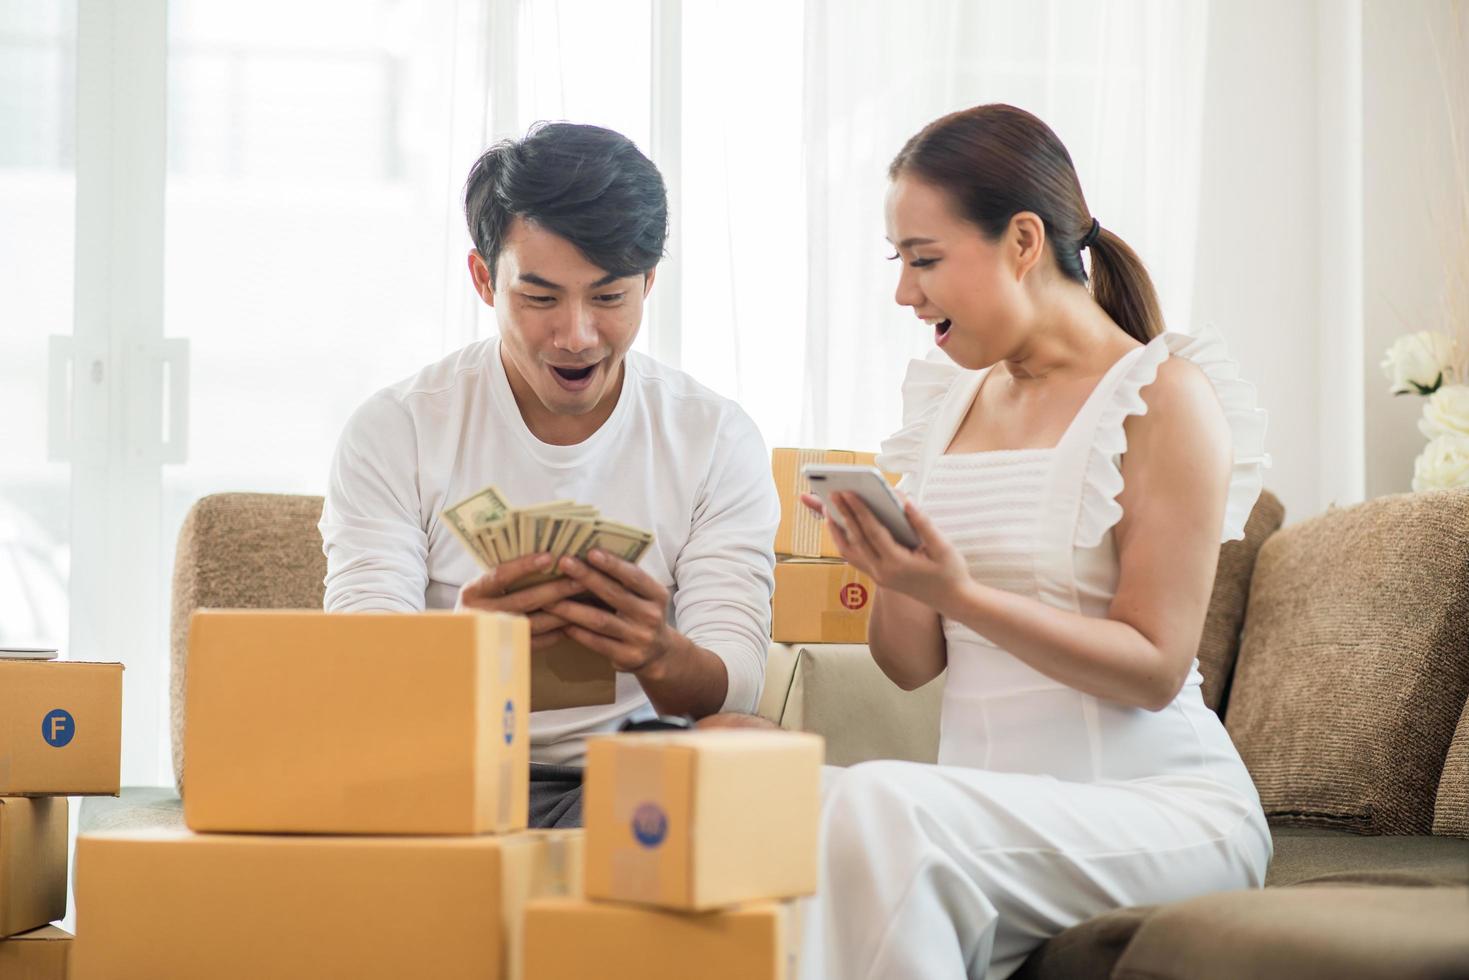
[1363,0,1468,499]
[1192,0,1330,526]
[1192,0,1469,523]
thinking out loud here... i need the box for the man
[319,122,780,828]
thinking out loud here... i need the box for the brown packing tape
[790,449,827,557]
[608,746,676,905]
[819,609,868,644]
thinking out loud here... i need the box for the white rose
[1411,434,1469,491]
[1418,384,1469,440]
[1381,331,1459,395]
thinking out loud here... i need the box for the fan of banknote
[441,485,654,588]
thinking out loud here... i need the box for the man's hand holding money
[455,554,585,650]
[547,548,677,676]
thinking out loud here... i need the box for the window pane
[162,0,463,563]
[0,0,75,650]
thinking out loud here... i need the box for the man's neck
[501,346,625,446]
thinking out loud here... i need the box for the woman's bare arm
[867,584,947,690]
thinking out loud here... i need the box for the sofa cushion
[761,643,943,767]
[1435,695,1469,838]
[1266,826,1469,887]
[1197,490,1284,715]
[1225,488,1469,835]
[77,786,185,836]
[1010,904,1155,980]
[169,493,327,793]
[1110,885,1469,980]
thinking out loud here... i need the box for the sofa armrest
[1111,885,1469,980]
[756,643,943,766]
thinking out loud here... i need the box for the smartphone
[802,464,920,550]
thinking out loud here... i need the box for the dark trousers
[528,763,584,828]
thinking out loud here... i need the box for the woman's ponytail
[1086,227,1164,344]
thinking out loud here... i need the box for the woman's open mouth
[549,361,600,391]
[935,319,953,345]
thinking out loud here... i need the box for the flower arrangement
[1381,332,1469,490]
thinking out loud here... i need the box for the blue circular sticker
[631,803,668,848]
[42,709,75,748]
[502,699,515,746]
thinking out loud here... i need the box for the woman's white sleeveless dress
[798,326,1274,980]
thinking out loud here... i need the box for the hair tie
[1080,218,1101,250]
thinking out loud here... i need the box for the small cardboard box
[183,610,529,835]
[524,897,802,980]
[772,448,898,558]
[71,827,583,980]
[771,560,875,643]
[0,659,122,795]
[0,797,67,939]
[0,924,71,977]
[532,632,615,711]
[583,730,822,910]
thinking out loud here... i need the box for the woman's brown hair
[889,104,1164,344]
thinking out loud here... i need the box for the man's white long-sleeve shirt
[320,337,780,765]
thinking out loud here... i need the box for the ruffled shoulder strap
[1075,324,1271,549]
[876,350,968,490]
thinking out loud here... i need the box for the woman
[797,104,1272,979]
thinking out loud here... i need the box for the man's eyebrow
[517,272,562,290]
[517,271,627,290]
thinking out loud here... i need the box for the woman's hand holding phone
[798,490,972,616]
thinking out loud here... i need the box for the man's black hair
[463,122,669,286]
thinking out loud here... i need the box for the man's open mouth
[551,364,597,382]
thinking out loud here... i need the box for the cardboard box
[0,924,71,978]
[0,797,67,939]
[772,448,897,558]
[771,560,875,643]
[183,610,529,835]
[0,659,122,795]
[501,830,584,980]
[70,827,583,980]
[524,897,802,980]
[532,633,615,711]
[584,730,822,910]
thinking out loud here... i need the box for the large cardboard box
[70,827,583,980]
[584,730,822,910]
[183,610,530,835]
[524,897,802,980]
[771,560,875,643]
[772,448,897,558]
[0,798,67,939]
[0,924,71,978]
[0,659,122,796]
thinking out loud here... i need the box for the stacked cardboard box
[69,610,582,980]
[0,651,124,978]
[523,729,823,979]
[770,448,898,644]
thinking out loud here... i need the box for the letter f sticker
[43,709,75,748]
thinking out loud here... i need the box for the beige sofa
[84,488,1469,978]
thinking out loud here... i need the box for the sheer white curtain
[430,0,1209,457]
[1,0,1213,787]
[794,0,1210,451]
